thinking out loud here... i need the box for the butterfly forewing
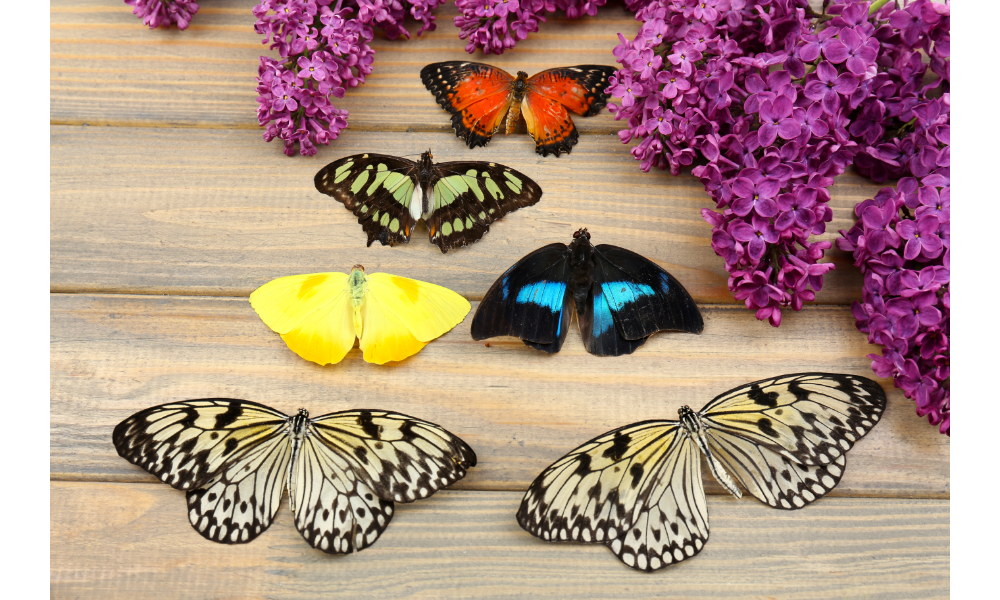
[526,66,618,117]
[429,161,543,252]
[308,410,478,504]
[314,154,419,247]
[700,373,887,467]
[112,399,290,491]
[471,243,573,353]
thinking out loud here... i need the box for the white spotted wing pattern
[113,399,476,553]
[516,373,886,572]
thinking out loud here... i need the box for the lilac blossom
[125,0,200,29]
[612,0,949,434]
[253,0,444,156]
[454,0,608,54]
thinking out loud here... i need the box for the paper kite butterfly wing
[579,244,703,357]
[516,420,711,572]
[315,153,420,247]
[294,409,478,553]
[471,243,573,353]
[522,65,617,156]
[699,373,886,509]
[428,161,544,252]
[421,61,515,149]
[113,399,293,545]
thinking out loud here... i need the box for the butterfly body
[113,399,477,554]
[315,151,543,252]
[421,62,617,156]
[250,265,471,365]
[516,373,887,572]
[471,229,703,356]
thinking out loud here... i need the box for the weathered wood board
[51,1,638,131]
[51,126,879,301]
[51,293,949,496]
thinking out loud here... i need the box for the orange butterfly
[420,62,617,157]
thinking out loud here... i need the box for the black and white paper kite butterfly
[315,150,543,253]
[516,373,886,572]
[471,228,703,356]
[113,399,476,554]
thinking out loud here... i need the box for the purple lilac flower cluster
[610,0,949,432]
[838,2,950,435]
[125,0,200,29]
[454,0,607,54]
[254,0,445,156]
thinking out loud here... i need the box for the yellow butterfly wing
[359,273,471,365]
[249,272,356,366]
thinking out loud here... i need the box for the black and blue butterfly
[470,229,703,356]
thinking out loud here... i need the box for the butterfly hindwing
[186,430,291,544]
[292,432,395,554]
[516,420,710,572]
[420,61,515,148]
[429,161,543,251]
[470,243,572,353]
[580,245,704,356]
[314,154,419,247]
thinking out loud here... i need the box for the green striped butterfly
[315,151,543,253]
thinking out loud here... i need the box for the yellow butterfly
[250,265,471,365]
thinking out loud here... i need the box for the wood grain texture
[51,482,949,600]
[51,0,636,132]
[51,125,879,301]
[51,293,949,497]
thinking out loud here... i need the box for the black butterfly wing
[428,161,543,253]
[580,245,703,356]
[314,154,420,247]
[471,243,573,353]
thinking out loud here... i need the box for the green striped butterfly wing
[314,153,420,247]
[428,161,543,252]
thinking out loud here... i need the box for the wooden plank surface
[51,0,637,131]
[51,482,949,600]
[50,0,949,597]
[51,293,949,497]
[51,125,876,301]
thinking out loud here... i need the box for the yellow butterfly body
[250,265,471,365]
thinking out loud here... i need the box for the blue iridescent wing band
[470,243,572,353]
[581,245,703,356]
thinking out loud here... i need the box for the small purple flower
[897,216,944,260]
[731,216,780,262]
[757,97,801,147]
[804,61,860,115]
[731,177,780,218]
